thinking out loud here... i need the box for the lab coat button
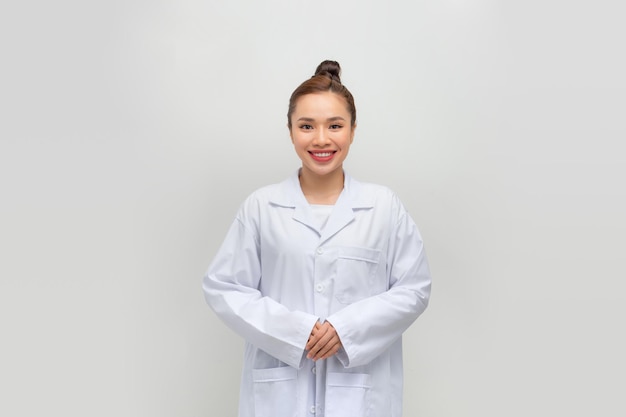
[310,405,316,414]
[316,247,324,255]
[315,284,324,292]
[312,367,317,374]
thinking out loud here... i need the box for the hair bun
[314,60,342,83]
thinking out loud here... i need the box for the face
[289,92,355,180]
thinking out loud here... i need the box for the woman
[203,60,431,417]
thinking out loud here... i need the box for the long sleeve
[203,213,319,369]
[327,208,431,368]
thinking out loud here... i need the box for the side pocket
[325,372,371,417]
[252,366,298,417]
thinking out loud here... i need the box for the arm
[326,209,432,368]
[203,215,319,369]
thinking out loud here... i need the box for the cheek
[289,131,299,144]
[292,136,306,150]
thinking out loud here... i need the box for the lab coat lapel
[319,172,377,244]
[319,189,355,244]
[292,201,319,233]
[270,170,320,234]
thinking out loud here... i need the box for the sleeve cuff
[335,346,350,367]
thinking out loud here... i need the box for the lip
[308,150,336,162]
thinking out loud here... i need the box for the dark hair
[287,60,356,129]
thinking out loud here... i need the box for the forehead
[292,92,350,118]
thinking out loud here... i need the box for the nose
[314,129,331,146]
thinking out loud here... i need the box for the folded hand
[306,321,342,361]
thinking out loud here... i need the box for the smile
[308,151,337,162]
[309,151,337,163]
[310,152,334,157]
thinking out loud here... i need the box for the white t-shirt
[310,204,334,231]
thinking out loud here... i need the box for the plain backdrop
[1,1,625,416]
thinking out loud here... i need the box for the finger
[306,325,329,354]
[311,323,342,360]
[313,337,337,359]
[312,327,340,358]
[309,328,336,359]
[310,325,334,351]
[313,340,340,361]
[306,322,323,349]
[305,323,325,350]
[318,339,341,360]
[306,328,324,351]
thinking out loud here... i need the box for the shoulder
[347,175,416,232]
[347,175,404,209]
[353,179,396,198]
[242,180,289,207]
[236,176,295,218]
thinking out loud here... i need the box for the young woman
[203,60,431,417]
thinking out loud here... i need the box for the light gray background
[1,1,624,416]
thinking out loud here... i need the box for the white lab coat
[203,170,431,417]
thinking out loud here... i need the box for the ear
[350,124,357,144]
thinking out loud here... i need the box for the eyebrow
[296,116,347,122]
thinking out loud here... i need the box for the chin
[309,165,342,177]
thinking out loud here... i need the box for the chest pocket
[334,247,382,304]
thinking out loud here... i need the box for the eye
[329,124,343,130]
[299,124,313,130]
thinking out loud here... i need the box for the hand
[306,321,342,361]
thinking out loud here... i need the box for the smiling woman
[202,60,432,417]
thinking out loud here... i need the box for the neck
[299,167,344,205]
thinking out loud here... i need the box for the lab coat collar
[269,169,374,241]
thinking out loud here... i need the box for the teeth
[313,152,332,157]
